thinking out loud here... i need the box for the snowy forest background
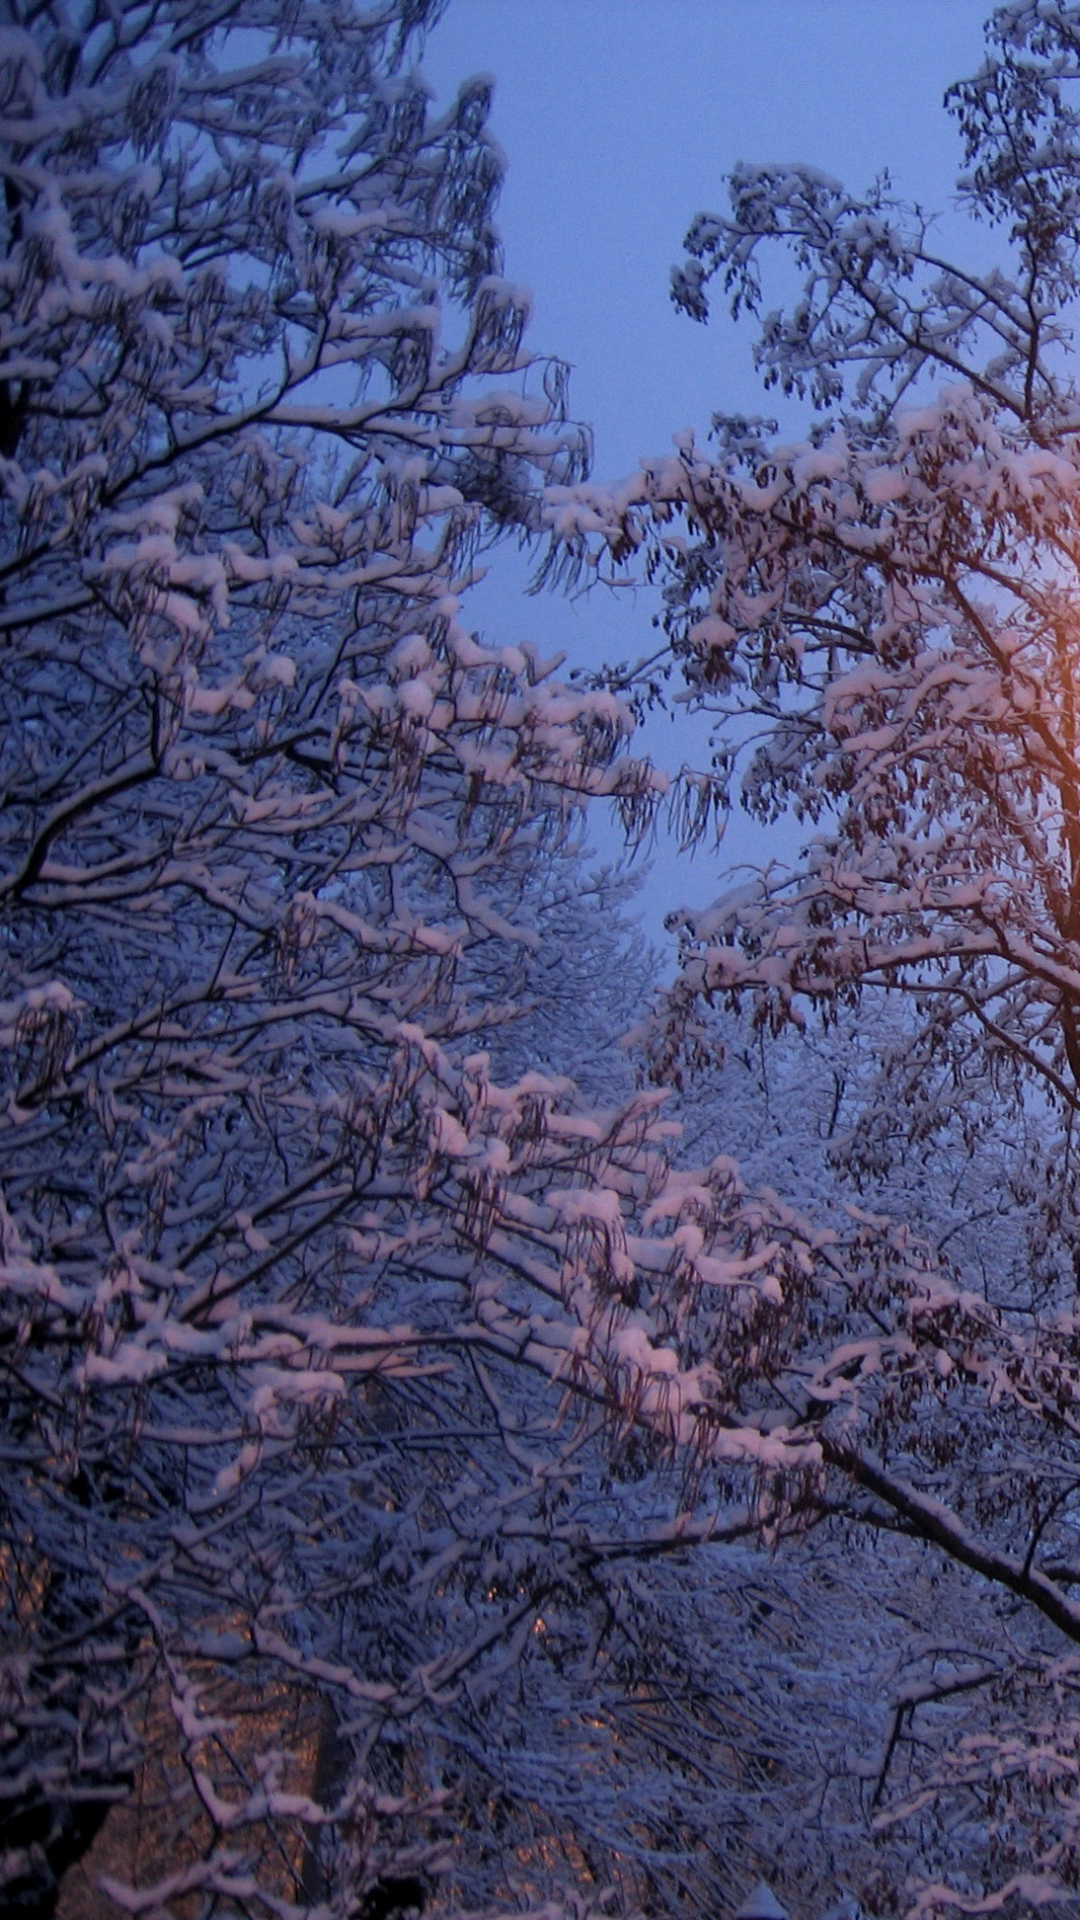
[10,5,1080,1920]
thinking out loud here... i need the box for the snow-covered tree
[544,1,1080,1911]
[0,7,866,1920]
[18,4,1076,1917]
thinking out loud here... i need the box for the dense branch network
[0,7,903,1920]
[540,3,1080,1912]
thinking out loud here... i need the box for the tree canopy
[0,6,843,1920]
[544,2,1080,1912]
[19,4,1080,1920]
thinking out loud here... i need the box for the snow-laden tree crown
[16,3,1080,1920]
[0,5,897,1920]
[545,1,1080,1914]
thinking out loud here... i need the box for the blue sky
[421,1,995,936]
